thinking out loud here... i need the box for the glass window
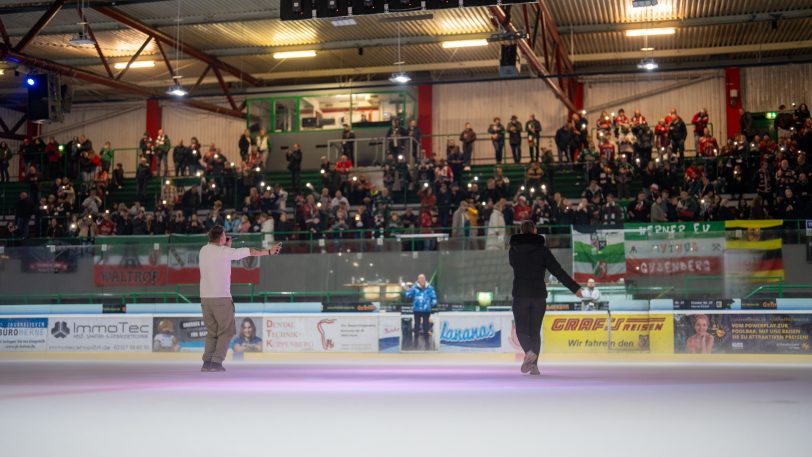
[273,98,298,133]
[351,92,413,128]
[299,95,349,131]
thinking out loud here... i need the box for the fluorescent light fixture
[113,60,155,70]
[166,83,188,96]
[641,47,655,51]
[0,69,4,75]
[389,72,411,84]
[441,39,488,49]
[273,50,317,59]
[637,59,659,71]
[632,0,658,7]
[626,28,676,37]
[331,18,356,27]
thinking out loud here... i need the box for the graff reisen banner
[542,312,674,354]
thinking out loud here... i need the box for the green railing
[743,284,812,300]
[0,291,191,305]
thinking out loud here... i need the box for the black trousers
[512,297,547,355]
[413,312,431,335]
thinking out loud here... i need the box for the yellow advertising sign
[543,313,674,354]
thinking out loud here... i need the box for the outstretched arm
[544,247,583,297]
[249,243,282,257]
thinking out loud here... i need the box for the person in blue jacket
[404,274,437,345]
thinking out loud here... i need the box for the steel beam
[93,6,264,87]
[212,67,238,111]
[0,18,10,47]
[13,0,65,53]
[561,9,812,35]
[116,36,152,80]
[11,115,28,134]
[490,5,575,112]
[155,40,176,79]
[191,65,211,93]
[1,46,246,119]
[584,75,718,114]
[78,7,114,79]
[573,40,812,63]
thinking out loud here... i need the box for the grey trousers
[201,297,235,363]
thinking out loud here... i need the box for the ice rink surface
[1,357,810,457]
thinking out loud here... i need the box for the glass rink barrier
[0,220,811,358]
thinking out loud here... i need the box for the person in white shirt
[581,278,602,310]
[198,225,281,372]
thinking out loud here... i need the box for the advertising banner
[674,313,812,354]
[152,316,208,352]
[21,242,79,273]
[262,316,379,353]
[47,316,152,352]
[571,225,626,283]
[624,222,725,277]
[0,318,48,351]
[378,314,401,353]
[437,314,502,353]
[94,236,168,286]
[542,313,674,354]
[501,314,524,355]
[231,316,264,354]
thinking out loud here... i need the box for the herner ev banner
[624,222,725,277]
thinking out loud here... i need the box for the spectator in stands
[25,164,40,203]
[112,163,125,190]
[14,192,35,238]
[614,109,631,139]
[555,121,574,166]
[254,128,268,164]
[668,110,687,165]
[446,141,464,187]
[81,189,102,216]
[507,115,523,164]
[96,211,115,235]
[597,111,612,140]
[172,139,187,177]
[135,157,152,202]
[775,159,797,194]
[286,143,303,191]
[161,179,179,208]
[186,214,205,234]
[336,153,353,195]
[485,201,506,250]
[615,155,633,199]
[691,108,710,152]
[573,198,590,225]
[238,129,253,162]
[650,193,667,222]
[451,200,470,238]
[628,191,651,222]
[573,112,589,150]
[44,137,60,180]
[601,194,624,225]
[181,185,201,218]
[151,211,168,235]
[340,124,356,163]
[459,122,476,167]
[0,141,11,183]
[677,190,699,221]
[525,161,544,191]
[525,114,542,163]
[154,128,171,177]
[167,211,185,234]
[386,119,406,158]
[488,117,506,164]
[406,119,422,162]
[131,210,148,235]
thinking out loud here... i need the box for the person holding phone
[198,225,281,372]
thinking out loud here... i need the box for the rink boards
[1,304,811,356]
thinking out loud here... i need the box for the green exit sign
[766,112,777,119]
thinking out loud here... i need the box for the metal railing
[326,135,421,166]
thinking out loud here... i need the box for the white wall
[743,63,812,113]
[160,100,246,163]
[582,70,728,148]
[432,78,568,161]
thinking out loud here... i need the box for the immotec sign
[70,321,151,336]
[47,317,153,352]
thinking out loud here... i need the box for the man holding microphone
[199,225,281,372]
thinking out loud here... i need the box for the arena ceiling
[0,0,810,115]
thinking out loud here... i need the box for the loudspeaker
[61,85,74,113]
[387,0,423,11]
[280,0,314,21]
[499,44,521,77]
[350,0,385,15]
[27,73,62,123]
[317,0,349,17]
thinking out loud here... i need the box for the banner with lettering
[624,222,725,277]
[94,236,168,286]
[542,312,674,354]
[437,313,502,353]
[571,225,626,283]
[674,313,811,354]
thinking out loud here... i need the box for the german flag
[724,220,784,281]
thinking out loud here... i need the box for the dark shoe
[200,361,212,372]
[529,363,541,376]
[521,351,537,374]
[209,362,226,372]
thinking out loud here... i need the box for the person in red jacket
[691,108,710,154]
[697,128,719,158]
[631,109,647,127]
[614,109,631,139]
[655,119,669,151]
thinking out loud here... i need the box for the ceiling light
[632,0,658,7]
[626,28,676,37]
[273,50,317,59]
[68,32,96,46]
[389,72,411,84]
[441,39,489,49]
[641,47,655,51]
[331,18,356,27]
[113,60,155,70]
[166,78,188,96]
[0,69,4,76]
[637,59,659,71]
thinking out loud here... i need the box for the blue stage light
[26,77,36,87]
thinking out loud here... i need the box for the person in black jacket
[668,111,688,165]
[509,220,583,375]
[286,143,303,191]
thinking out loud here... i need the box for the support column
[417,85,433,158]
[724,67,742,140]
[145,98,162,138]
[574,81,585,113]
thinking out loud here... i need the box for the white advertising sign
[47,316,152,352]
[0,318,48,352]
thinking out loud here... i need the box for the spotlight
[389,72,411,84]
[26,77,36,87]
